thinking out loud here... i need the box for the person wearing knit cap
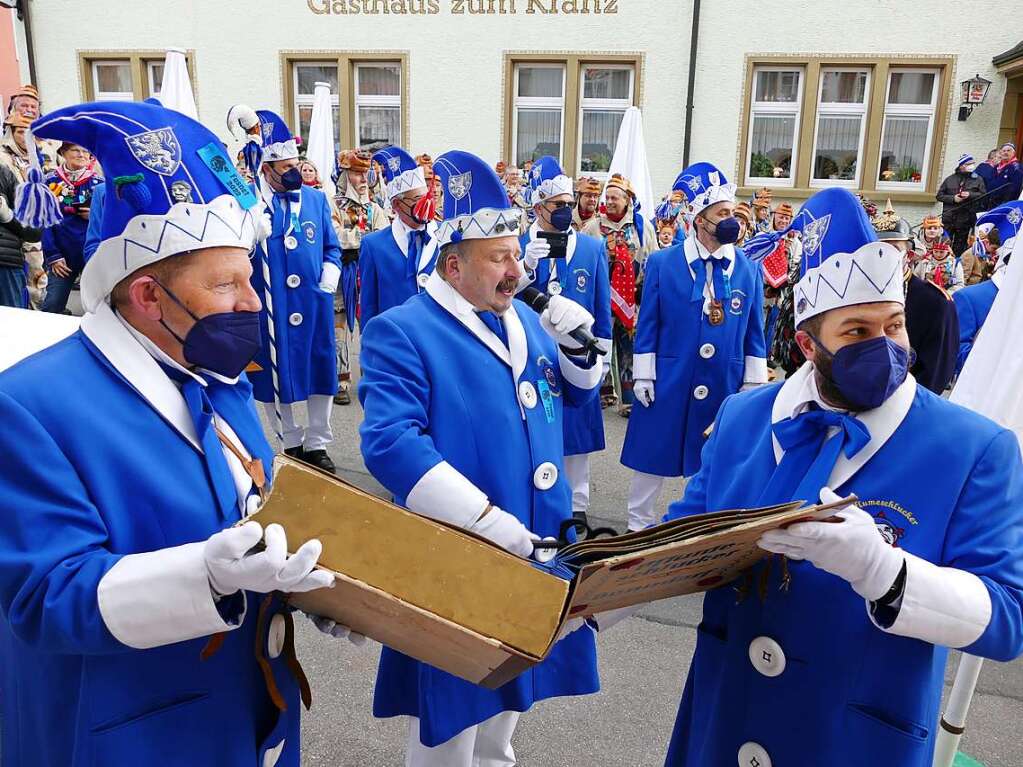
[992,142,1023,206]
[936,152,986,257]
[582,172,655,416]
[662,187,1023,767]
[573,176,603,231]
[913,215,964,292]
[0,98,338,767]
[359,149,602,767]
[331,148,388,405]
[357,144,439,334]
[518,155,612,525]
[621,162,767,532]
[227,104,343,474]
[871,199,959,394]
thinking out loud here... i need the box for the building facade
[17,0,1023,221]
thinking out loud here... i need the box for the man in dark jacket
[936,153,986,257]
[0,162,41,308]
[975,148,999,203]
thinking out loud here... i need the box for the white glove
[306,613,368,646]
[523,237,551,272]
[0,195,12,224]
[758,487,905,601]
[205,521,335,597]
[540,295,595,349]
[634,379,655,407]
[467,506,535,558]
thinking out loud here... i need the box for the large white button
[289,312,303,326]
[699,343,716,359]
[693,384,709,400]
[286,274,301,288]
[518,381,538,409]
[267,613,286,659]
[417,272,430,287]
[284,235,298,250]
[548,281,562,296]
[737,741,771,767]
[748,636,786,677]
[533,462,558,490]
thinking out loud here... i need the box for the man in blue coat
[359,150,603,767]
[358,145,438,328]
[227,105,343,473]
[621,162,768,532]
[954,201,1022,372]
[0,100,336,767]
[518,155,612,523]
[661,188,1023,767]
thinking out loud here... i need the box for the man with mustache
[359,150,603,767]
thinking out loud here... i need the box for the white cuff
[633,352,656,380]
[558,347,603,391]
[405,461,489,529]
[871,551,991,649]
[319,262,342,293]
[744,355,768,384]
[97,542,245,650]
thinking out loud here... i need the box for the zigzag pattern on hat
[436,208,523,248]
[387,166,426,198]
[793,241,904,325]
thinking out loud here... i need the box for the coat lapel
[424,272,512,368]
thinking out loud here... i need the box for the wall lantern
[958,74,992,121]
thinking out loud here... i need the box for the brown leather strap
[200,631,227,661]
[214,426,267,502]
[254,594,287,712]
[281,610,313,711]
[940,718,966,735]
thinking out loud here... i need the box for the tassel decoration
[14,129,62,228]
[412,175,437,224]
[112,174,151,212]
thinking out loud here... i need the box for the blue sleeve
[41,225,59,265]
[0,392,126,653]
[359,236,378,330]
[357,314,444,499]
[83,183,105,264]
[955,429,1023,662]
[743,262,767,360]
[320,194,342,269]
[953,291,978,374]
[633,251,660,356]
[593,242,613,345]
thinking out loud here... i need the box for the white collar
[424,272,528,403]
[770,361,917,490]
[391,214,428,256]
[528,220,578,268]
[687,232,735,264]
[80,302,202,451]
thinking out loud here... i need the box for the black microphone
[519,287,607,356]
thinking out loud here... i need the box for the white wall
[29,0,691,194]
[27,0,1018,222]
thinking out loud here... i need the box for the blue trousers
[0,265,26,309]
[41,268,77,314]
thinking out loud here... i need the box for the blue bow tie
[691,253,732,304]
[275,190,300,204]
[772,407,871,459]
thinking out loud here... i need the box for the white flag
[156,47,198,120]
[306,81,337,199]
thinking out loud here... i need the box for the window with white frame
[354,62,401,148]
[811,69,870,187]
[293,62,341,152]
[745,67,803,186]
[513,64,565,167]
[877,68,939,189]
[91,61,133,101]
[146,61,165,99]
[578,65,634,177]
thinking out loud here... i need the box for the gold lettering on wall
[305,0,615,14]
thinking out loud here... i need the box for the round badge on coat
[285,235,298,250]
[548,281,562,296]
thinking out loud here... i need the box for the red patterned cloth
[608,232,636,330]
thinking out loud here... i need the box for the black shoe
[333,388,351,406]
[572,510,589,527]
[302,449,336,474]
[284,446,304,459]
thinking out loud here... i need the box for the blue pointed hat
[371,145,425,199]
[32,100,261,312]
[977,201,1023,254]
[433,150,522,248]
[788,188,904,327]
[527,155,573,204]
[673,161,736,220]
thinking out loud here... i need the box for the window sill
[737,186,937,204]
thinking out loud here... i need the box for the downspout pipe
[682,0,700,167]
[17,0,37,85]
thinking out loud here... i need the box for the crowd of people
[0,85,1022,767]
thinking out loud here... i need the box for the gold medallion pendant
[708,299,725,326]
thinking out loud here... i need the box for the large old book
[249,456,847,689]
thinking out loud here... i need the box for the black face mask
[269,164,303,192]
